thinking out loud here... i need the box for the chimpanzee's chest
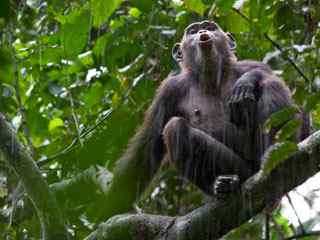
[178,86,229,135]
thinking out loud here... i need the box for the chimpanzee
[115,20,297,196]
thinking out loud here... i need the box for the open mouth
[199,33,211,42]
[198,33,213,49]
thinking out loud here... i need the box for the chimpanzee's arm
[229,68,293,129]
[228,68,294,171]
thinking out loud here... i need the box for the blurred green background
[0,0,319,239]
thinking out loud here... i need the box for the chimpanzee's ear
[226,32,237,51]
[172,43,183,62]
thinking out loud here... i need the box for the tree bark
[86,130,320,240]
[0,113,69,240]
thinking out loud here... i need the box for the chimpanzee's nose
[199,30,207,34]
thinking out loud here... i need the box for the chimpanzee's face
[172,20,236,69]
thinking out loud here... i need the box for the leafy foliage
[261,141,298,175]
[0,0,319,239]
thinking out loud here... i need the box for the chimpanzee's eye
[205,24,216,31]
[203,22,217,31]
[186,24,199,35]
[189,28,197,34]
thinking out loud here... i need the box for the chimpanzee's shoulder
[235,60,272,74]
[160,72,191,91]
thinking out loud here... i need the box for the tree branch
[0,113,69,240]
[86,130,320,240]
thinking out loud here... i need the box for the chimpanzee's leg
[162,117,253,195]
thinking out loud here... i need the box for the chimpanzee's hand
[213,175,240,200]
[228,71,262,128]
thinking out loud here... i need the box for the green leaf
[274,3,304,37]
[216,0,237,14]
[0,48,13,84]
[273,210,292,236]
[48,118,64,132]
[292,86,307,105]
[37,46,63,65]
[60,7,90,59]
[26,110,49,147]
[129,7,142,19]
[221,9,249,33]
[312,105,320,130]
[262,141,298,175]
[131,0,155,12]
[118,54,145,74]
[83,82,104,108]
[0,0,12,23]
[276,119,302,141]
[79,51,94,66]
[305,91,320,112]
[264,106,299,132]
[93,34,110,58]
[90,0,124,27]
[184,0,207,16]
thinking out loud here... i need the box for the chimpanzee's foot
[213,175,240,199]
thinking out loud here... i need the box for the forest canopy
[0,0,320,239]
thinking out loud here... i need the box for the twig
[270,215,286,240]
[207,3,217,18]
[231,7,311,85]
[38,138,78,166]
[38,108,113,166]
[263,34,310,84]
[38,66,155,166]
[265,213,270,240]
[9,24,34,156]
[39,83,133,165]
[292,189,313,208]
[285,193,305,234]
[232,7,250,23]
[8,182,24,226]
[68,91,83,146]
[284,230,320,240]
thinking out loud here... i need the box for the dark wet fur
[117,21,305,196]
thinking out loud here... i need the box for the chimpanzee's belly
[178,86,229,136]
